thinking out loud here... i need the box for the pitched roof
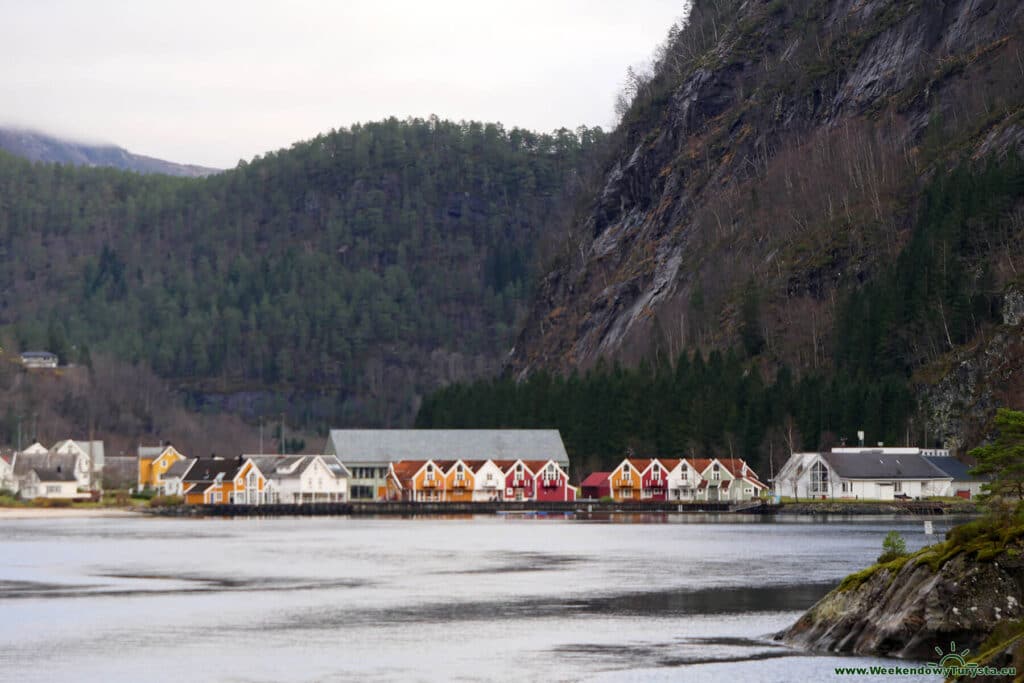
[182,458,242,483]
[247,455,306,477]
[658,458,683,471]
[163,458,196,479]
[389,461,428,489]
[13,452,77,477]
[580,472,610,487]
[822,451,951,480]
[688,458,714,474]
[32,468,77,482]
[324,429,569,465]
[717,458,767,488]
[922,456,991,482]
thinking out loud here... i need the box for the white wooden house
[19,469,87,499]
[249,455,349,503]
[772,450,952,500]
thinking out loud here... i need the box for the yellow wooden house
[137,445,187,492]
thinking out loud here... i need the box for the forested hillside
[0,117,605,440]
[418,0,1024,473]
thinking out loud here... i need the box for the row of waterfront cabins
[18,431,981,506]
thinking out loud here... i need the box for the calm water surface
[0,513,956,682]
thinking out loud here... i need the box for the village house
[182,457,267,505]
[502,459,539,501]
[19,468,85,499]
[50,439,105,490]
[772,449,953,501]
[609,459,643,502]
[161,458,196,496]
[467,460,505,502]
[533,460,576,502]
[664,459,704,501]
[249,455,349,503]
[386,460,447,502]
[580,472,611,499]
[20,351,58,368]
[326,429,570,501]
[11,440,105,494]
[137,444,187,492]
[443,459,476,503]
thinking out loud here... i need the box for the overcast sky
[0,1,689,169]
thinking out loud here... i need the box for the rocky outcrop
[508,0,1024,411]
[781,520,1024,676]
[782,550,1024,659]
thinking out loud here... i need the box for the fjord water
[0,514,948,682]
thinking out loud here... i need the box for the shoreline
[0,507,142,519]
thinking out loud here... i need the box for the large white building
[324,429,571,501]
[773,449,957,501]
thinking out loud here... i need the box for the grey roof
[822,451,951,480]
[183,458,241,483]
[163,458,196,479]
[322,454,350,478]
[20,351,57,358]
[324,429,570,466]
[138,446,166,459]
[32,468,77,482]
[923,456,991,482]
[13,452,77,477]
[247,455,308,478]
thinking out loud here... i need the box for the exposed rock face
[507,0,1024,440]
[921,288,1024,452]
[781,551,1024,660]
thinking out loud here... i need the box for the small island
[780,409,1024,679]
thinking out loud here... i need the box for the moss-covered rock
[780,536,1024,660]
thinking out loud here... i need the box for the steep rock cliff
[508,0,1024,443]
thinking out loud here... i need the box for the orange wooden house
[387,460,449,502]
[182,457,268,505]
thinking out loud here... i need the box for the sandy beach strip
[0,507,142,519]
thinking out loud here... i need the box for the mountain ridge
[0,126,220,177]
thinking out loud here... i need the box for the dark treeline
[415,352,912,476]
[417,154,1023,474]
[0,117,606,429]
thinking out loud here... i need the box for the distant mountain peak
[0,126,220,177]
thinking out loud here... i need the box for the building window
[810,462,829,494]
[894,481,902,493]
[712,464,720,481]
